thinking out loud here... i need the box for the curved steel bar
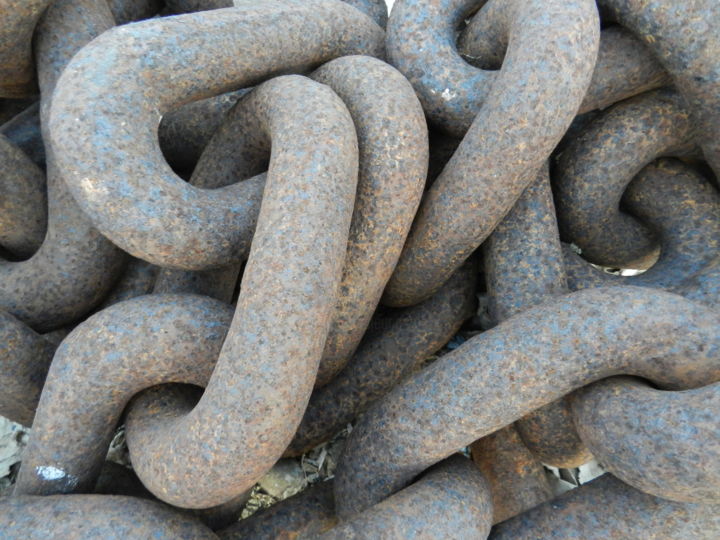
[0,495,218,539]
[484,164,591,469]
[491,475,720,539]
[573,376,720,504]
[470,425,552,524]
[0,310,56,426]
[285,260,477,456]
[0,0,127,331]
[382,0,598,306]
[49,0,383,270]
[0,0,52,97]
[459,23,670,115]
[218,483,337,539]
[0,133,46,258]
[173,55,428,384]
[19,75,358,509]
[564,158,720,292]
[318,456,492,539]
[597,0,720,176]
[554,89,696,268]
[333,286,720,516]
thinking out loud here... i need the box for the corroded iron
[218,482,338,539]
[564,158,720,293]
[0,102,44,167]
[0,311,56,426]
[1,1,718,535]
[483,164,591,469]
[166,0,388,27]
[491,475,720,539]
[49,0,383,270]
[459,24,670,116]
[285,260,477,457]
[383,0,598,306]
[0,0,126,331]
[168,54,429,385]
[0,495,218,539]
[554,88,696,268]
[318,456,492,539]
[597,0,720,176]
[470,426,552,524]
[334,286,720,516]
[0,133,46,258]
[573,377,720,504]
[0,0,52,97]
[18,74,358,509]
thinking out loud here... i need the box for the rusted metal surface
[471,426,552,524]
[0,495,218,539]
[15,294,234,497]
[573,376,720,504]
[387,0,599,137]
[107,0,164,24]
[0,310,56,426]
[491,475,720,539]
[319,456,492,539]
[218,482,338,539]
[344,0,388,29]
[19,75,358,509]
[483,164,591,468]
[383,0,598,307]
[99,258,161,309]
[597,0,720,177]
[0,0,52,97]
[49,0,383,270]
[0,102,44,167]
[285,260,477,457]
[0,0,126,331]
[0,133,46,259]
[460,23,670,115]
[155,54,428,384]
[564,158,720,293]
[158,90,247,176]
[554,88,696,268]
[311,56,428,385]
[334,286,720,516]
[165,0,388,28]
[1,0,718,535]
[675,258,720,309]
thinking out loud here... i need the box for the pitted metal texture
[564,158,720,293]
[334,286,720,516]
[285,260,477,457]
[382,0,599,307]
[0,495,218,539]
[0,0,127,331]
[597,0,720,177]
[19,74,359,509]
[49,0,383,270]
[491,475,720,539]
[483,164,591,469]
[554,88,696,268]
[573,376,720,504]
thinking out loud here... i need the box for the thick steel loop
[334,287,720,517]
[573,376,720,504]
[597,0,720,177]
[49,1,383,270]
[491,475,720,539]
[554,89,696,268]
[0,0,126,331]
[564,158,720,294]
[382,0,599,307]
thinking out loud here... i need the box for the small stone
[258,459,307,499]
